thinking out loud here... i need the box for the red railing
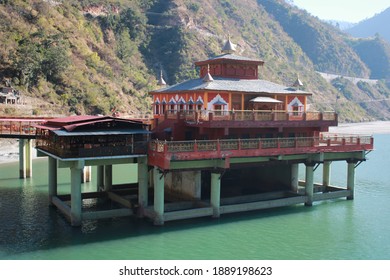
[158,110,337,123]
[148,133,374,169]
[0,118,47,137]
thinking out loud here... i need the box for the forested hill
[0,0,390,122]
[346,7,390,43]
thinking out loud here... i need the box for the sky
[291,0,390,23]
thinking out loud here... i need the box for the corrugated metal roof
[151,77,311,95]
[53,129,151,137]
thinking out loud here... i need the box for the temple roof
[195,53,264,66]
[151,77,311,95]
[221,37,236,54]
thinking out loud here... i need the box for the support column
[211,172,221,218]
[104,165,113,191]
[291,164,299,193]
[305,163,314,207]
[25,139,32,178]
[70,161,84,226]
[138,157,149,217]
[81,166,91,183]
[97,165,104,191]
[153,167,164,225]
[48,157,57,205]
[18,139,26,178]
[323,161,331,189]
[347,161,355,200]
[19,139,32,178]
[194,171,202,199]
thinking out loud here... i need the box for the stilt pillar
[104,165,113,191]
[70,160,84,226]
[48,157,57,205]
[19,139,32,178]
[305,163,314,206]
[194,171,202,199]
[138,157,149,217]
[153,167,164,225]
[19,139,26,178]
[25,139,32,178]
[81,166,91,183]
[323,161,331,188]
[211,172,221,218]
[347,161,355,200]
[97,165,104,191]
[291,164,299,193]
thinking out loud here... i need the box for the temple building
[146,38,373,225]
[35,38,373,227]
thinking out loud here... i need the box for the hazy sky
[292,0,390,23]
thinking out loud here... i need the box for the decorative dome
[293,74,303,89]
[221,35,236,54]
[157,70,167,86]
[202,65,214,82]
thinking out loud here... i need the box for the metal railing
[156,110,337,123]
[0,119,46,137]
[148,133,373,156]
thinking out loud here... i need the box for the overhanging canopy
[249,97,283,103]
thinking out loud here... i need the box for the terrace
[157,109,338,128]
[148,133,373,170]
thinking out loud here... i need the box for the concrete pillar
[104,165,113,191]
[97,165,104,191]
[19,139,26,178]
[25,139,32,178]
[194,171,202,199]
[323,161,331,188]
[291,164,299,193]
[138,157,149,216]
[19,139,32,178]
[81,166,91,183]
[153,167,164,225]
[70,161,84,226]
[305,163,314,206]
[48,157,57,204]
[347,161,355,200]
[211,173,221,218]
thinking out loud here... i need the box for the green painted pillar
[48,157,57,204]
[153,167,164,225]
[25,139,32,178]
[18,139,27,178]
[70,161,84,226]
[305,163,314,207]
[104,165,113,191]
[19,139,32,179]
[81,166,91,183]
[194,171,202,199]
[97,165,104,191]
[291,164,299,193]
[347,161,355,200]
[323,161,331,189]
[138,157,149,217]
[211,173,221,218]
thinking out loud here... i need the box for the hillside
[346,7,390,43]
[0,0,390,122]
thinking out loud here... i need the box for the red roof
[36,115,145,131]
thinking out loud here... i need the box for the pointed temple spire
[293,74,303,90]
[221,34,236,54]
[157,69,167,86]
[203,64,214,83]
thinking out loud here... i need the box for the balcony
[148,133,373,170]
[157,110,338,128]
